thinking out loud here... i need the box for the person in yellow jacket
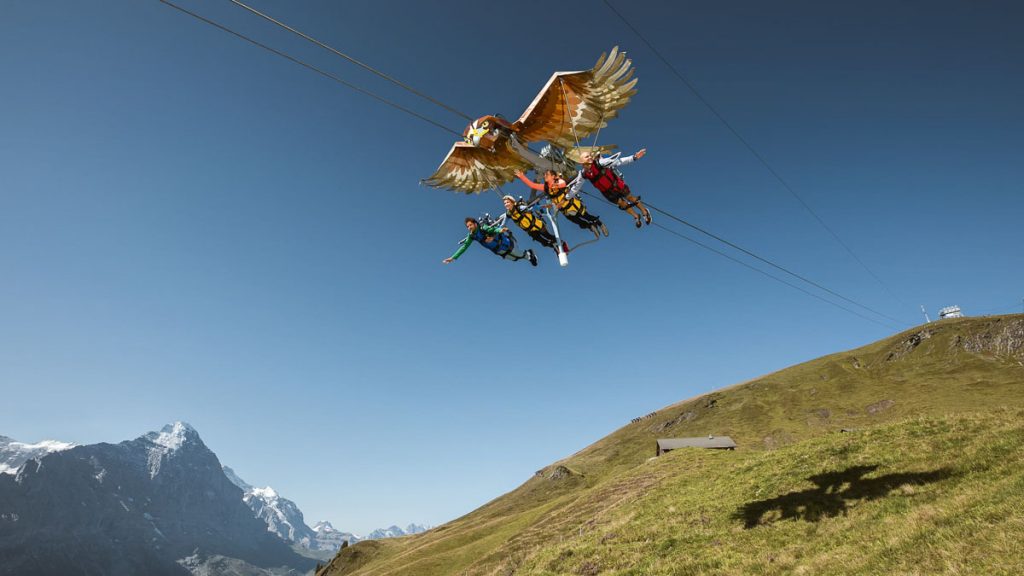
[501,195,564,253]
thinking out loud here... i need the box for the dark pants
[600,183,631,204]
[565,211,602,230]
[603,184,650,221]
[527,229,558,249]
[488,234,527,261]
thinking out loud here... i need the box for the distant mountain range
[0,423,431,575]
[365,524,430,540]
[220,465,428,550]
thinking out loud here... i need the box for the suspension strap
[558,78,582,148]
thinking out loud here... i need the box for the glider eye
[481,120,489,128]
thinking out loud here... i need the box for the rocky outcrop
[885,318,1024,364]
[866,399,896,415]
[809,408,831,420]
[885,329,933,361]
[540,465,583,481]
[955,318,1024,359]
[650,410,698,433]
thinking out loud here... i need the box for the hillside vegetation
[322,315,1024,576]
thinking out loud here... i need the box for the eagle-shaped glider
[424,46,637,194]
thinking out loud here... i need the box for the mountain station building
[656,436,737,456]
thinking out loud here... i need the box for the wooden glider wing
[424,141,532,194]
[513,46,637,149]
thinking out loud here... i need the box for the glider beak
[467,127,488,147]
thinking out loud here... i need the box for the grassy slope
[323,315,1024,576]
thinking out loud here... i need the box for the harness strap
[562,197,585,215]
[511,208,543,232]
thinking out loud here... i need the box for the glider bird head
[462,115,511,149]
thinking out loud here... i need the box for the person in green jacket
[442,217,537,266]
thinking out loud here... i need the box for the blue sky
[2,0,1021,533]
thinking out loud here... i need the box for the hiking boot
[634,218,643,228]
[643,211,652,225]
[526,249,538,267]
[599,222,609,237]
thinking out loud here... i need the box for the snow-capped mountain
[246,486,318,547]
[366,525,406,540]
[141,421,201,479]
[222,466,318,548]
[312,520,334,532]
[0,435,75,475]
[221,467,424,551]
[365,523,431,540]
[307,520,430,550]
[312,520,360,550]
[0,422,315,576]
[404,523,429,535]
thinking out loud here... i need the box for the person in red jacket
[575,148,652,228]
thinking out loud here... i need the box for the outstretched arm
[600,148,646,168]
[566,171,584,200]
[514,170,545,191]
[443,235,473,264]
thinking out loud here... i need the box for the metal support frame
[542,206,570,267]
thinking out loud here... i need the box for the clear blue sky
[2,0,1021,534]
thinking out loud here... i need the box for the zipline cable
[226,0,473,122]
[642,200,908,327]
[156,0,462,138]
[600,0,912,317]
[649,222,900,331]
[578,189,904,329]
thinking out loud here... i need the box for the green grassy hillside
[322,315,1024,576]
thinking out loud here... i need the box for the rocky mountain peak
[135,421,208,479]
[250,486,279,500]
[406,523,429,534]
[144,421,200,451]
[313,520,336,533]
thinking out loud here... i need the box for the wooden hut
[656,435,736,456]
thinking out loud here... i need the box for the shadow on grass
[735,464,956,528]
